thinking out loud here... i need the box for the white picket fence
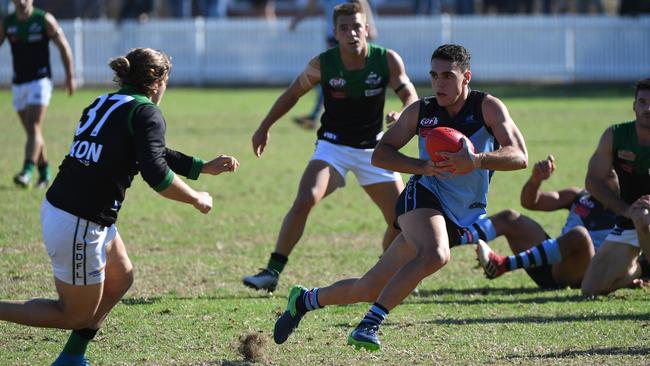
[1,15,649,86]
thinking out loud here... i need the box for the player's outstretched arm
[45,13,75,96]
[478,95,528,171]
[384,49,418,127]
[520,155,581,211]
[252,57,320,157]
[158,175,213,214]
[586,127,628,216]
[202,154,239,175]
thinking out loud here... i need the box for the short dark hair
[431,44,471,71]
[333,2,364,27]
[635,78,650,99]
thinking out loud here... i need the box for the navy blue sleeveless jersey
[561,190,616,250]
[414,90,497,227]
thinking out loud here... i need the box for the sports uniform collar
[117,85,151,101]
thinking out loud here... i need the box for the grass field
[0,85,648,365]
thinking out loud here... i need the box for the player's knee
[581,270,610,296]
[291,193,319,213]
[118,270,135,293]
[565,226,592,250]
[581,279,607,297]
[491,209,521,233]
[418,245,450,274]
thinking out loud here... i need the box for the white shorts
[12,77,53,111]
[604,226,640,248]
[40,199,117,285]
[311,139,401,186]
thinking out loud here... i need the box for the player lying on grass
[271,43,528,351]
[0,48,239,366]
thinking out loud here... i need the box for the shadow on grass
[120,293,272,306]
[333,313,650,329]
[416,312,650,326]
[407,286,590,305]
[504,346,650,359]
[413,286,552,297]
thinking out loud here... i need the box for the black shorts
[394,176,463,247]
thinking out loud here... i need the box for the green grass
[0,85,648,365]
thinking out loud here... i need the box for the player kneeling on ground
[581,78,650,296]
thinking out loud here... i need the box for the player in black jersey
[243,2,418,293]
[581,78,650,296]
[0,0,75,188]
[0,48,239,366]
[475,155,619,289]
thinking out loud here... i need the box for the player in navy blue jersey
[272,44,528,351]
[0,48,239,366]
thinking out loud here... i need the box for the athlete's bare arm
[385,49,418,126]
[436,94,528,174]
[373,102,442,176]
[586,127,629,216]
[252,56,321,157]
[45,13,75,96]
[520,155,582,211]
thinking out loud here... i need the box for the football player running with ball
[0,48,239,366]
[273,44,528,351]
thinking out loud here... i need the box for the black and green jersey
[46,86,204,226]
[611,121,650,229]
[318,43,389,149]
[3,7,51,84]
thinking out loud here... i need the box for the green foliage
[0,86,647,365]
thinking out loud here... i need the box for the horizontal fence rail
[1,15,649,86]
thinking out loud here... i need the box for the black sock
[61,328,98,355]
[267,252,288,274]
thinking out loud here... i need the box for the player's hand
[419,159,447,177]
[531,154,555,183]
[193,191,213,214]
[252,127,269,157]
[385,111,400,128]
[65,76,76,96]
[202,155,239,175]
[436,138,475,175]
[628,195,650,225]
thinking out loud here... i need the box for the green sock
[38,162,51,181]
[21,160,35,176]
[61,328,97,356]
[267,252,288,274]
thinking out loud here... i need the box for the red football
[425,126,475,163]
